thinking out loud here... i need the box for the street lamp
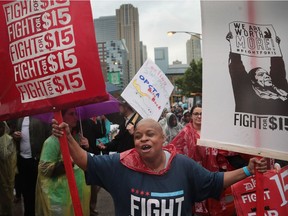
[167,31,202,39]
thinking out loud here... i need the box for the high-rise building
[140,41,147,66]
[96,40,129,89]
[116,4,141,80]
[94,16,130,89]
[97,42,107,81]
[186,34,201,64]
[154,47,169,73]
[94,16,117,42]
[97,42,107,64]
[106,39,129,89]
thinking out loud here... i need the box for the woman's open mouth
[141,145,152,152]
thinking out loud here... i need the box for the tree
[175,59,202,97]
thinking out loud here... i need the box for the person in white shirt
[10,117,50,216]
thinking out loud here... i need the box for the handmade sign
[121,59,173,121]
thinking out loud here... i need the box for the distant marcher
[96,115,111,155]
[180,109,191,126]
[170,106,176,114]
[97,99,141,153]
[0,122,17,216]
[175,105,184,121]
[164,112,183,144]
[158,108,169,129]
[77,116,107,155]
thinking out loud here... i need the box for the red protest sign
[0,0,108,121]
[232,166,288,216]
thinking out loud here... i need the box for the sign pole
[256,158,265,216]
[54,111,83,216]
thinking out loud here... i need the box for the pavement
[96,188,115,215]
[13,187,115,216]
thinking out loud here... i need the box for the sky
[90,0,202,64]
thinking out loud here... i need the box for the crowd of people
[0,99,285,216]
[0,99,141,216]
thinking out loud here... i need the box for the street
[13,187,115,216]
[96,188,115,215]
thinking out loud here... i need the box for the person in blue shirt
[52,118,267,216]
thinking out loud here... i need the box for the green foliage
[175,59,202,96]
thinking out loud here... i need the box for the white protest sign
[199,1,288,161]
[121,59,174,121]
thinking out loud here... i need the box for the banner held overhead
[0,0,108,121]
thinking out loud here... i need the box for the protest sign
[121,59,174,121]
[232,166,288,215]
[0,0,108,121]
[229,21,281,58]
[199,0,288,161]
[0,1,108,215]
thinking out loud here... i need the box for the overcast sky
[90,0,202,64]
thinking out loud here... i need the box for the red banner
[232,166,288,216]
[0,0,108,121]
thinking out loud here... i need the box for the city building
[165,61,189,104]
[94,16,118,82]
[154,47,169,74]
[106,39,129,89]
[186,34,201,64]
[97,42,108,81]
[96,40,129,89]
[94,16,117,42]
[140,41,147,66]
[94,16,129,89]
[116,4,141,80]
